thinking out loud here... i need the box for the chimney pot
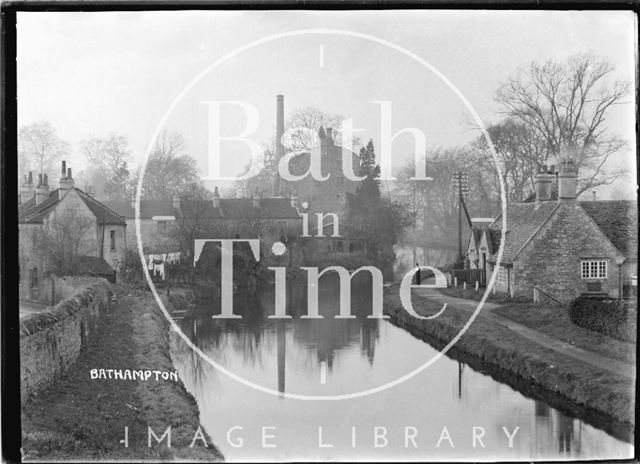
[61,160,67,177]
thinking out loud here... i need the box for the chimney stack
[558,159,578,203]
[20,171,35,203]
[213,186,221,208]
[592,190,596,201]
[534,165,554,203]
[35,174,49,204]
[58,160,75,191]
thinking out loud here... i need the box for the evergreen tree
[347,140,411,277]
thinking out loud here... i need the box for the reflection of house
[467,160,637,302]
[18,162,126,300]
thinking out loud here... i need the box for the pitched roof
[102,200,176,219]
[579,201,638,259]
[104,197,300,220]
[18,188,126,225]
[488,201,560,265]
[219,198,300,219]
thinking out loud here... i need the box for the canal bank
[383,284,634,439]
[21,284,224,461]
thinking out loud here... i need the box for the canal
[170,276,633,461]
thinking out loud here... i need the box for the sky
[17,10,638,198]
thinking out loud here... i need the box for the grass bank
[21,283,224,461]
[441,286,636,366]
[383,285,634,440]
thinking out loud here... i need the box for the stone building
[104,187,302,254]
[19,162,127,300]
[274,95,360,236]
[466,160,637,302]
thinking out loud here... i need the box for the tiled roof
[18,191,61,224]
[104,197,300,220]
[75,190,126,225]
[178,200,223,219]
[219,198,300,219]
[102,200,176,219]
[18,188,126,225]
[488,201,560,264]
[579,201,638,259]
[76,256,115,275]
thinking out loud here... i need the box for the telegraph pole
[451,171,469,268]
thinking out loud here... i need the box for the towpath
[411,288,635,380]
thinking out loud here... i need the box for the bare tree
[285,107,360,152]
[472,118,549,206]
[496,52,630,194]
[39,208,94,275]
[79,133,131,199]
[18,120,70,179]
[137,130,199,200]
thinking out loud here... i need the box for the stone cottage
[466,159,637,303]
[18,162,127,300]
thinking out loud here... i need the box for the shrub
[568,296,635,342]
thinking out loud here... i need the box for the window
[496,265,507,284]
[157,221,167,234]
[30,268,38,289]
[581,260,607,279]
[110,230,116,251]
[336,193,345,204]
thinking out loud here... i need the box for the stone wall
[20,280,113,405]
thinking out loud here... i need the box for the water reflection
[170,276,633,461]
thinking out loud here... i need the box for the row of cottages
[18,162,127,301]
[467,159,637,303]
[103,187,302,255]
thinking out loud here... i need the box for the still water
[170,276,633,461]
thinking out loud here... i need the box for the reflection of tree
[556,412,575,453]
[178,275,382,391]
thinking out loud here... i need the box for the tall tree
[39,208,95,275]
[79,133,131,200]
[347,140,412,276]
[137,130,199,200]
[18,120,70,180]
[496,52,630,194]
[472,118,549,207]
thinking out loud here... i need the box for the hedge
[568,296,636,343]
